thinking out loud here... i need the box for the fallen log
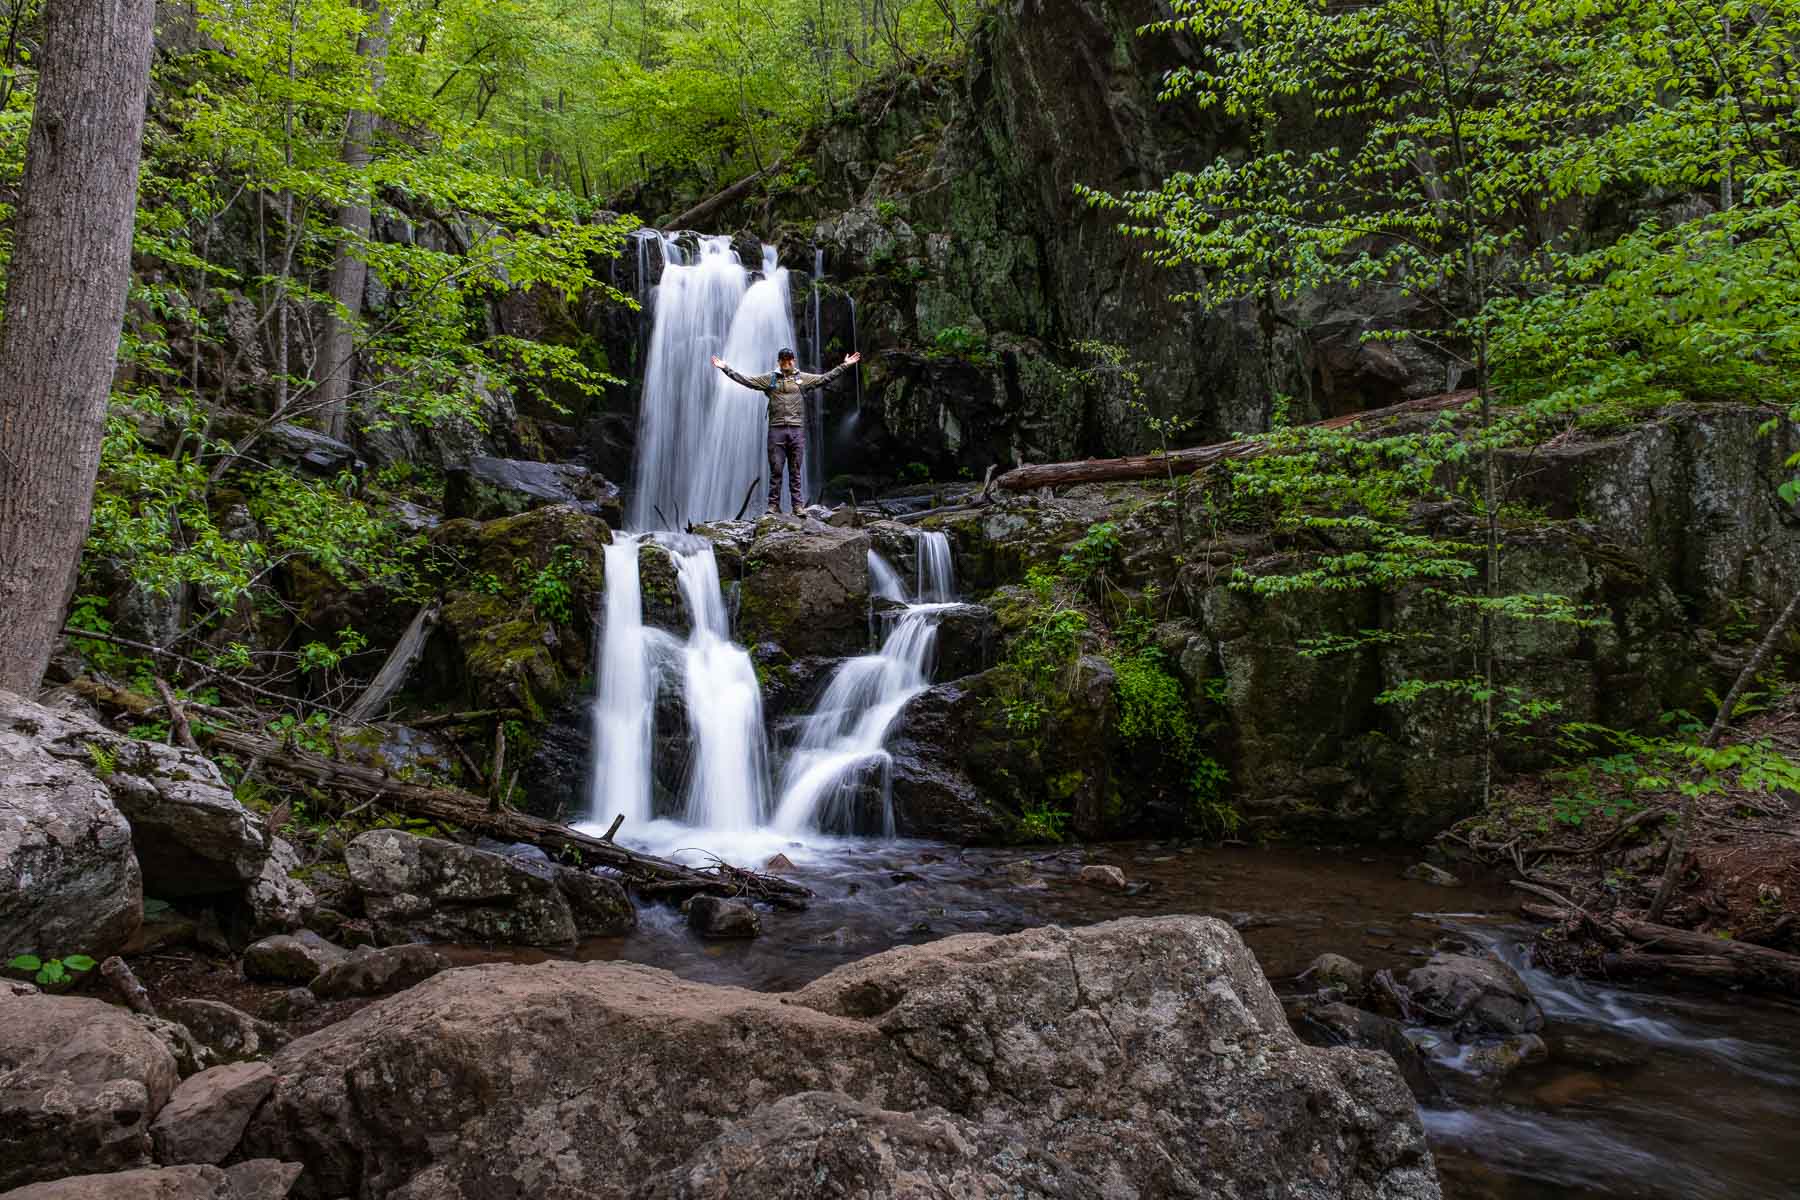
[197,725,813,909]
[1601,950,1743,982]
[664,160,783,232]
[992,390,1476,491]
[1606,915,1800,989]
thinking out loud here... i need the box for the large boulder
[148,1062,276,1165]
[428,504,611,722]
[0,694,142,958]
[737,522,873,658]
[0,991,181,1190]
[243,839,315,936]
[343,829,634,947]
[0,1162,301,1199]
[443,456,620,524]
[0,691,268,899]
[241,917,1439,1199]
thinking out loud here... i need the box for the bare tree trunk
[0,0,155,694]
[315,5,391,443]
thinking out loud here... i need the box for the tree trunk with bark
[315,5,391,443]
[0,0,156,694]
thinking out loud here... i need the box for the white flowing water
[588,534,671,828]
[917,531,955,602]
[769,606,947,835]
[667,537,771,831]
[628,236,801,528]
[868,550,909,604]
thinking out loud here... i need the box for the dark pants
[767,424,804,512]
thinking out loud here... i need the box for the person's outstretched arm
[711,354,771,392]
[795,350,862,390]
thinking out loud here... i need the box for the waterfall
[628,236,801,528]
[588,534,676,826]
[869,550,909,603]
[917,531,955,603]
[806,246,826,505]
[668,537,771,831]
[768,535,959,835]
[769,608,945,836]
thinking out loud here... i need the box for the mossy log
[992,390,1476,491]
[199,725,814,909]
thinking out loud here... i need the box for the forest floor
[1446,700,1800,991]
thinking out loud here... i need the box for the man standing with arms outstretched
[712,346,861,514]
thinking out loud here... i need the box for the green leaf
[63,955,98,973]
[7,954,41,972]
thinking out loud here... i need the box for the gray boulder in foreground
[0,1161,301,1199]
[243,915,1439,1199]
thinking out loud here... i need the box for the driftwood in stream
[992,390,1476,491]
[198,726,813,909]
[1520,895,1800,992]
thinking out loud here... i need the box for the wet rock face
[0,694,143,958]
[0,991,181,1190]
[737,522,873,659]
[240,916,1440,1200]
[427,503,611,722]
[344,829,635,947]
[682,895,761,939]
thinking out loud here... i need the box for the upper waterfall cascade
[589,236,937,851]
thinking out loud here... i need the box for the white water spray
[869,550,909,603]
[588,535,679,826]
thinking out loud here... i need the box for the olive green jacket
[720,361,851,426]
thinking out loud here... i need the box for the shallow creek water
[456,834,1800,1199]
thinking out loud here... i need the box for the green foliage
[1058,522,1120,587]
[7,953,98,988]
[527,544,583,624]
[1550,718,1800,827]
[996,568,1088,733]
[1015,800,1070,843]
[929,324,988,358]
[84,742,117,780]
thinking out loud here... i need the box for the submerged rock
[1406,952,1545,1036]
[1402,862,1462,888]
[682,896,760,939]
[1305,952,1368,996]
[1077,864,1128,891]
[240,916,1440,1198]
[1291,1000,1437,1102]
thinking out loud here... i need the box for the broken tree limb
[664,160,782,231]
[992,390,1476,491]
[346,603,439,722]
[152,677,199,751]
[196,725,813,909]
[100,956,156,1017]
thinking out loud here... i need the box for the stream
[458,836,1800,1199]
